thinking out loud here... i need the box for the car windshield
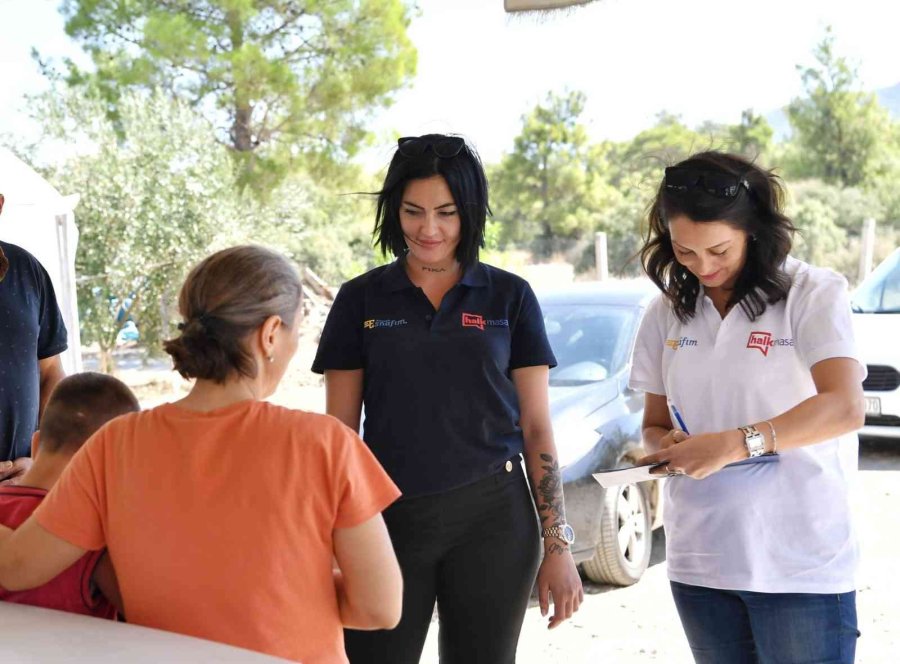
[853,249,900,313]
[542,303,638,386]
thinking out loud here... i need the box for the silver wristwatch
[738,425,766,457]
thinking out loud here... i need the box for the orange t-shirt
[35,400,400,663]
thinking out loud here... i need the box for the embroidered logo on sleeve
[746,331,794,356]
[665,337,698,350]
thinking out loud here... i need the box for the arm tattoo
[536,453,565,526]
[547,541,567,556]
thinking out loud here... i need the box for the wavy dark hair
[640,151,796,322]
[374,134,489,268]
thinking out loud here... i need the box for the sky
[2,0,899,171]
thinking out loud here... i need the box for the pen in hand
[669,403,690,434]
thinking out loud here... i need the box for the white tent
[0,148,83,374]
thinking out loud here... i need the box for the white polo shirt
[630,257,862,593]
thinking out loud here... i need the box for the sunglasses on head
[664,166,750,199]
[397,135,465,159]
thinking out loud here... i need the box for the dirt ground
[101,341,900,664]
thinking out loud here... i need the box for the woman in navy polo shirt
[631,151,866,663]
[312,134,583,664]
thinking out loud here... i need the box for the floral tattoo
[536,453,565,527]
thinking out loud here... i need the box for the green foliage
[786,27,891,187]
[788,179,884,233]
[490,101,780,277]
[728,110,774,161]
[866,121,900,227]
[604,112,704,188]
[240,171,380,284]
[31,83,382,372]
[55,0,417,192]
[37,87,239,370]
[788,195,848,270]
[485,27,899,282]
[490,91,618,257]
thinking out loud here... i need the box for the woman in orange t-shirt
[0,245,403,663]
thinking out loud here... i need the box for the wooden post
[595,231,609,281]
[858,218,876,283]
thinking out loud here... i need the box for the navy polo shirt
[312,259,556,498]
[0,241,68,461]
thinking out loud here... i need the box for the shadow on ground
[858,436,900,470]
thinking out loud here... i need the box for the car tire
[581,482,652,586]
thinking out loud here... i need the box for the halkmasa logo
[746,331,794,356]
[462,313,509,331]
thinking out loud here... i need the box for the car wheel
[581,482,652,586]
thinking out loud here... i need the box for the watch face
[562,524,575,544]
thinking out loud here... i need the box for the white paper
[591,463,667,488]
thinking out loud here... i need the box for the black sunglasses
[397,135,465,159]
[664,166,750,199]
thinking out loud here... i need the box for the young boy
[0,372,139,617]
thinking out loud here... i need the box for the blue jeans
[670,581,859,664]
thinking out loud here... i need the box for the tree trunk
[99,345,115,375]
[227,10,253,153]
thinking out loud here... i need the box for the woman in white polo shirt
[631,151,866,663]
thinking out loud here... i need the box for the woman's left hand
[639,429,747,479]
[536,544,584,629]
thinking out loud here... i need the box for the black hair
[374,134,490,268]
[641,151,796,322]
[163,246,303,383]
[39,372,140,453]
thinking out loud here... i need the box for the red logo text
[462,313,485,330]
[747,331,772,356]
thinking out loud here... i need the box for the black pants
[345,461,541,664]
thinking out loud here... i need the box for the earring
[267,355,275,363]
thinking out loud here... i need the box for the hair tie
[178,312,213,333]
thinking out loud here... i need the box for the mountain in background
[766,81,900,140]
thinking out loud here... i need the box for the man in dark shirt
[0,193,67,481]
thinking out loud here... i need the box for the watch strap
[541,524,574,544]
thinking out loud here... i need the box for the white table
[0,602,292,662]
